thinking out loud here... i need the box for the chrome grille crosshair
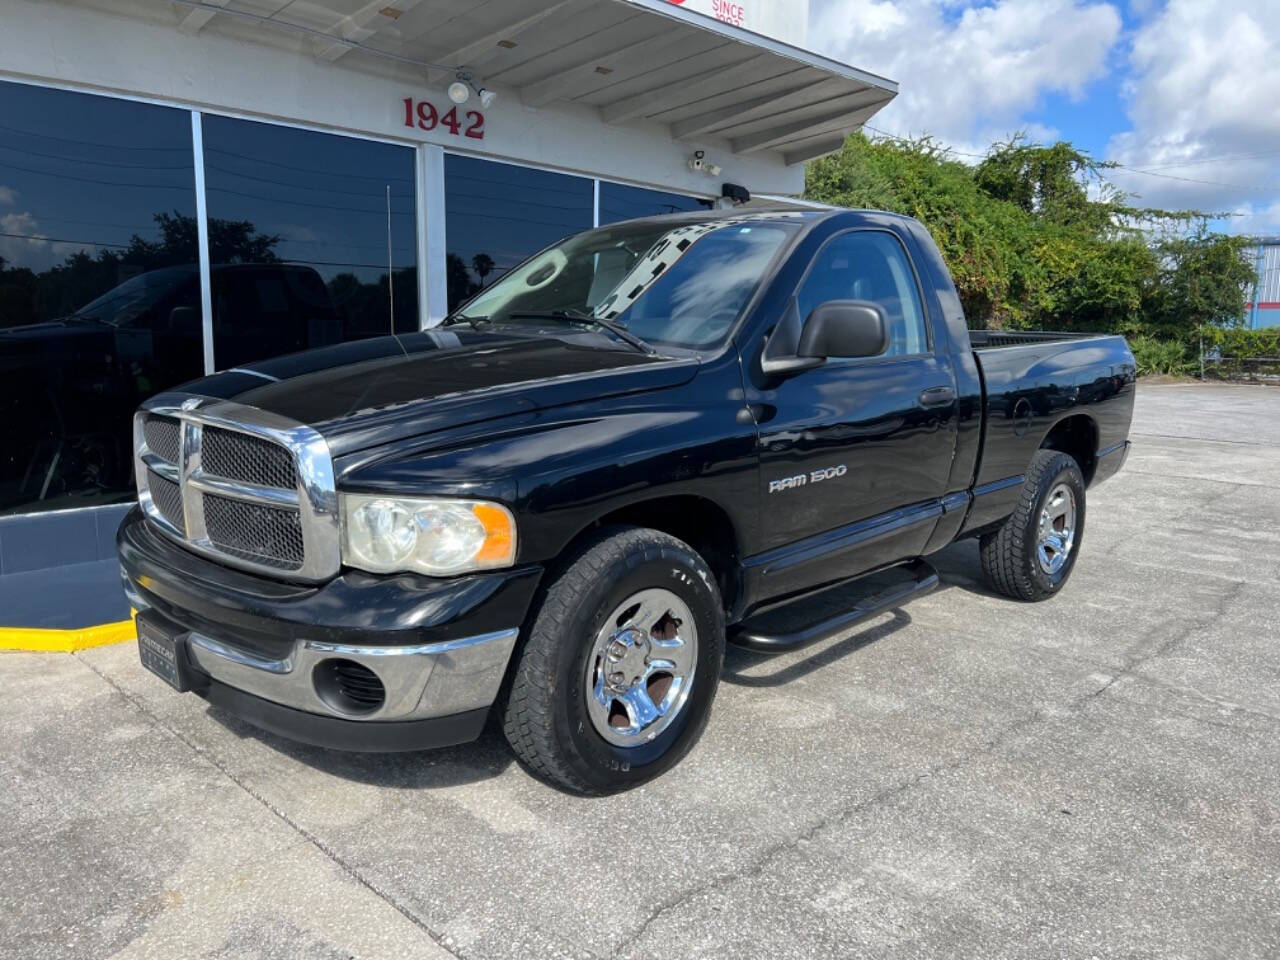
[133,394,340,583]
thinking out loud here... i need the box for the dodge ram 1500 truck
[118,208,1134,794]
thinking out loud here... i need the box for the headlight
[340,494,516,576]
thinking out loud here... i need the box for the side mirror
[798,300,889,359]
[168,306,200,335]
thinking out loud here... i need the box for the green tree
[1149,231,1254,336]
[804,131,1249,354]
[471,252,495,289]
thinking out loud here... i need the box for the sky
[806,0,1280,236]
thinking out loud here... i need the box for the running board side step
[729,559,940,654]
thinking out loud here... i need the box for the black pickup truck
[119,208,1134,794]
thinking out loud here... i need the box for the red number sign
[402,98,485,139]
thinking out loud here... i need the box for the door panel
[746,228,959,598]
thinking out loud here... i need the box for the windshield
[455,216,798,350]
[73,266,198,326]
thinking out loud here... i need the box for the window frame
[789,226,935,365]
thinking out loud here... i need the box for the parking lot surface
[3,382,1278,959]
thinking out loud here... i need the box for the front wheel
[980,449,1087,602]
[501,527,725,795]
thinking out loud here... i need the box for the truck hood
[187,330,699,456]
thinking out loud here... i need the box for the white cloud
[1105,0,1280,234]
[0,210,48,267]
[0,210,79,272]
[807,0,1122,151]
[0,185,16,206]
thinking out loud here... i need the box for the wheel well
[1040,415,1098,484]
[574,496,741,615]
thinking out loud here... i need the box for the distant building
[1247,237,1280,329]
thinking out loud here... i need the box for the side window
[796,231,928,357]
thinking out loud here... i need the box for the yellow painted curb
[0,613,137,653]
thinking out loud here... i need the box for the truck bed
[961,330,1136,532]
[967,329,1100,348]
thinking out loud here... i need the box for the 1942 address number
[401,98,485,139]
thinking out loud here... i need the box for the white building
[0,0,895,629]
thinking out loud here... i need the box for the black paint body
[119,209,1135,740]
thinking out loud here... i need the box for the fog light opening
[313,658,386,716]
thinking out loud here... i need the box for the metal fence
[1200,355,1280,383]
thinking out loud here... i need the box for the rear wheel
[980,449,1086,602]
[501,527,724,795]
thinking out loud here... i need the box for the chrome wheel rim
[1036,483,1077,575]
[584,588,698,747]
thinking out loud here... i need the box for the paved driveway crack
[613,578,1251,957]
[71,653,470,960]
[610,706,1046,958]
[1082,578,1246,703]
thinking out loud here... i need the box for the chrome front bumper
[181,627,520,722]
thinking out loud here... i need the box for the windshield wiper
[440,313,490,330]
[507,310,657,356]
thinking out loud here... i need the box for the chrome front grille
[143,415,182,465]
[204,494,306,569]
[146,468,186,534]
[202,427,299,491]
[134,395,340,582]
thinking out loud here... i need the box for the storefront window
[598,182,712,225]
[201,116,418,369]
[0,80,202,515]
[444,155,593,312]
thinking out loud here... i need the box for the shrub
[1204,327,1280,359]
[1129,335,1195,377]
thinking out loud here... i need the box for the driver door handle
[919,385,956,407]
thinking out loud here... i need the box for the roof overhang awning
[169,0,898,166]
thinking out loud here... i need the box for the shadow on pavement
[197,541,999,787]
[722,608,913,688]
[203,707,517,789]
[926,538,1005,600]
[720,539,1003,688]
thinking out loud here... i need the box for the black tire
[980,449,1087,602]
[500,526,725,795]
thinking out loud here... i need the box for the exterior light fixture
[448,71,496,108]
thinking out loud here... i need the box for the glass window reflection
[0,80,202,515]
[598,181,712,225]
[201,116,418,370]
[444,154,593,312]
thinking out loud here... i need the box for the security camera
[688,149,706,173]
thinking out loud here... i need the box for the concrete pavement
[2,381,1277,959]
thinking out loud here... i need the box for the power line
[861,125,1276,195]
[203,147,414,185]
[0,160,414,218]
[1131,148,1280,171]
[203,163,414,202]
[0,120,190,153]
[1109,164,1274,193]
[0,159,193,191]
[0,230,131,249]
[0,142,191,172]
